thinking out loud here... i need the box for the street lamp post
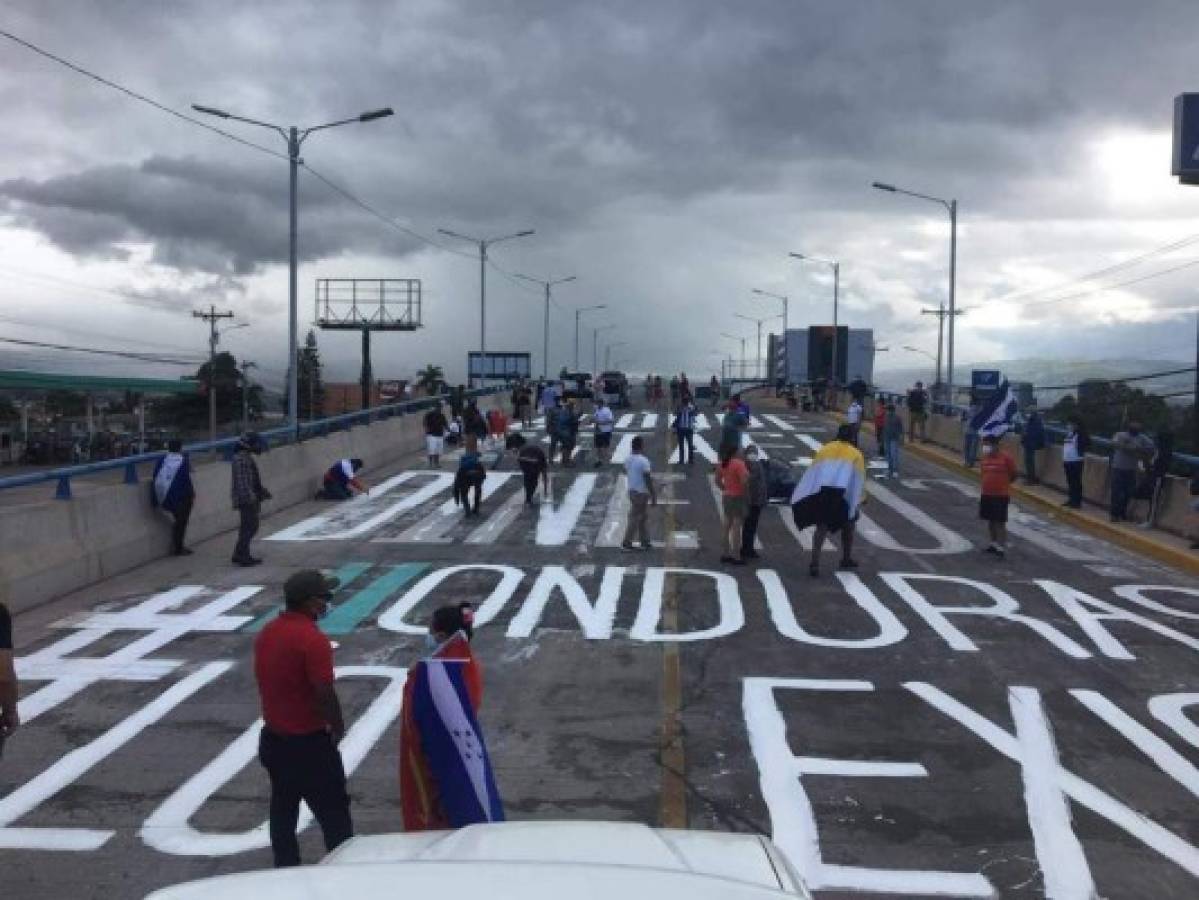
[192,103,393,441]
[592,325,616,375]
[751,289,789,335]
[789,252,840,386]
[735,312,783,381]
[573,304,607,371]
[604,340,628,371]
[438,227,536,387]
[873,181,958,400]
[721,332,748,379]
[514,273,577,378]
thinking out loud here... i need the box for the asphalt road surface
[2,400,1197,899]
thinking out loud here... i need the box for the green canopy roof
[0,369,199,395]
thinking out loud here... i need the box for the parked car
[560,371,594,401]
[146,821,813,899]
[598,370,630,407]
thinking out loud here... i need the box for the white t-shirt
[594,406,615,433]
[847,402,863,425]
[625,453,652,494]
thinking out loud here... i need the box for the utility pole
[921,304,968,402]
[193,305,234,442]
[239,361,258,432]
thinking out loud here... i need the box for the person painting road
[715,445,749,565]
[621,435,656,551]
[254,570,351,867]
[231,432,270,567]
[515,434,549,503]
[400,602,504,830]
[790,423,865,576]
[593,397,614,467]
[317,458,367,501]
[979,434,1018,557]
[151,439,196,557]
[0,599,17,757]
[741,444,767,562]
[454,435,487,516]
[423,401,448,468]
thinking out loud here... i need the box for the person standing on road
[963,397,981,468]
[709,374,720,408]
[673,394,697,465]
[0,600,18,756]
[152,439,196,557]
[231,432,270,567]
[884,403,904,477]
[680,373,691,399]
[1061,418,1090,509]
[872,401,887,457]
[621,435,656,550]
[790,423,865,576]
[593,398,615,467]
[849,375,869,407]
[1021,410,1046,485]
[1109,422,1154,522]
[653,375,665,411]
[515,435,549,503]
[846,397,864,447]
[423,402,448,468]
[715,445,749,565]
[720,399,748,457]
[555,400,580,466]
[978,435,1017,557]
[907,381,928,442]
[538,380,558,422]
[669,375,680,406]
[254,569,351,867]
[463,399,487,444]
[741,445,767,562]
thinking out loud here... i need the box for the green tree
[296,329,325,420]
[0,396,17,422]
[1051,380,1172,440]
[416,364,444,394]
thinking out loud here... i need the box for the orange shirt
[716,458,749,497]
[979,451,1017,497]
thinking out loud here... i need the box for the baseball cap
[284,569,340,606]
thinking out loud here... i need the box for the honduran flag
[400,633,504,831]
[969,379,1020,438]
[151,452,193,513]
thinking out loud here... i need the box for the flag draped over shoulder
[970,379,1019,438]
[151,452,191,512]
[400,633,503,831]
[789,440,867,529]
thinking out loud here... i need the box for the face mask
[424,632,440,651]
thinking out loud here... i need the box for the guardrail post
[123,462,138,484]
[55,475,71,500]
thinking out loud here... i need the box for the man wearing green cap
[254,569,351,866]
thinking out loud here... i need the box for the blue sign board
[1173,94,1199,184]
[972,370,1001,391]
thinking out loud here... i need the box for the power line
[0,335,201,364]
[1017,258,1199,310]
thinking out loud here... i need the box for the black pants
[676,429,694,464]
[234,502,259,561]
[320,481,352,501]
[1064,460,1084,507]
[171,493,194,553]
[258,729,352,867]
[741,504,763,557]
[1111,468,1136,520]
[520,462,541,502]
[1024,447,1038,483]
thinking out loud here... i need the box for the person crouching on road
[231,432,270,567]
[400,602,505,831]
[790,423,865,576]
[453,435,486,516]
[254,570,351,867]
[318,458,367,501]
[741,445,767,562]
[715,445,749,565]
[979,434,1017,558]
[513,433,549,503]
[152,439,196,556]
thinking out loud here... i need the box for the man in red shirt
[254,569,351,866]
[978,435,1018,558]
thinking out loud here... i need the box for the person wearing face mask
[400,602,504,831]
[740,445,768,562]
[1109,421,1155,522]
[254,569,350,867]
[978,435,1017,557]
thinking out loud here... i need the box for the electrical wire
[1017,258,1199,310]
[0,336,201,365]
[1032,365,1196,391]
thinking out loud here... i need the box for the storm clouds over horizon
[1,0,1197,384]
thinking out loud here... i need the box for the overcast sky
[1,0,1197,389]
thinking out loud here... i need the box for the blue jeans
[886,440,901,475]
[963,433,979,467]
[1111,468,1136,519]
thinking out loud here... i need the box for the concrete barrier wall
[0,397,505,614]
[858,392,1195,540]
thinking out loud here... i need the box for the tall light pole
[604,340,628,371]
[721,332,748,379]
[192,103,393,440]
[573,304,606,371]
[514,273,577,378]
[438,227,536,387]
[592,325,616,375]
[735,312,783,380]
[751,289,789,334]
[873,181,958,400]
[790,252,840,385]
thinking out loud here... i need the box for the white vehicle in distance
[146,821,812,899]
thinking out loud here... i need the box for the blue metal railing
[0,386,505,500]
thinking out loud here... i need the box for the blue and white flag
[409,656,505,827]
[151,452,192,512]
[969,379,1019,438]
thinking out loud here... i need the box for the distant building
[321,380,410,415]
